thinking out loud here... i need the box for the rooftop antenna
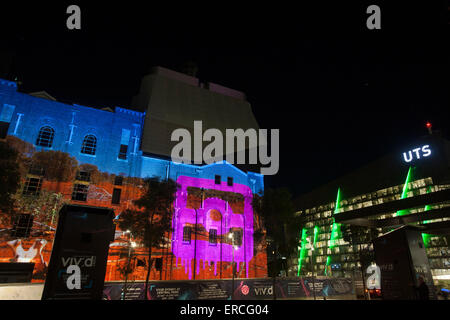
[426,121,432,135]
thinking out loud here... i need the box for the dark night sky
[1,2,448,198]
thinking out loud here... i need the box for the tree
[13,189,68,232]
[252,187,296,298]
[118,177,179,299]
[31,150,78,182]
[117,240,137,300]
[0,141,21,215]
[341,224,380,299]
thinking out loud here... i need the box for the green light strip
[395,167,413,217]
[297,228,308,276]
[422,185,433,247]
[325,188,342,275]
[313,225,319,247]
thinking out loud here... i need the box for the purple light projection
[172,176,254,279]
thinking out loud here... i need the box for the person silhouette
[415,276,429,300]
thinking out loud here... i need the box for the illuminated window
[36,126,54,147]
[183,226,191,243]
[22,177,42,196]
[230,229,242,247]
[209,229,217,245]
[72,184,89,201]
[81,134,97,155]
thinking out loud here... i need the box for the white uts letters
[66,265,81,290]
[366,5,381,30]
[66,5,81,30]
[402,145,431,163]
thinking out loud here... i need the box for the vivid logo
[402,145,431,163]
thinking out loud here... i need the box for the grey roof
[132,66,260,161]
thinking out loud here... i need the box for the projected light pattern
[326,187,342,274]
[395,166,413,217]
[422,186,433,247]
[297,228,308,276]
[172,176,254,279]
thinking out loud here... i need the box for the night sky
[1,2,448,198]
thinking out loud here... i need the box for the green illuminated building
[291,133,450,285]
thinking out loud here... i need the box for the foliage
[118,177,179,298]
[14,189,68,226]
[31,150,78,182]
[0,141,21,214]
[5,136,35,177]
[252,187,296,277]
[6,135,35,158]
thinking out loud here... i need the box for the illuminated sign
[366,263,381,290]
[402,145,431,163]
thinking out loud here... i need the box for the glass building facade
[292,135,450,288]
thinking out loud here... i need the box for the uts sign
[402,145,431,163]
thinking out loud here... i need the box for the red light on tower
[426,121,432,135]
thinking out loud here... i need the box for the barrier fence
[103,277,354,300]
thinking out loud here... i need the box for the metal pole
[123,231,132,300]
[193,208,198,280]
[311,246,316,300]
[232,237,235,300]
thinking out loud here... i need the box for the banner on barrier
[102,277,354,300]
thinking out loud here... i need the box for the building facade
[293,133,450,288]
[0,73,267,282]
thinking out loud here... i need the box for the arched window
[81,134,97,155]
[36,126,54,147]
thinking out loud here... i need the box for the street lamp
[123,230,134,300]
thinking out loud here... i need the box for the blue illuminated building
[0,78,263,194]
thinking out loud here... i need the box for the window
[0,104,15,122]
[114,175,123,186]
[81,134,97,155]
[227,177,233,187]
[154,258,162,271]
[0,121,9,139]
[72,184,89,201]
[11,214,33,238]
[36,126,54,147]
[209,229,217,245]
[183,226,191,243]
[215,175,221,184]
[76,171,91,182]
[22,177,42,196]
[118,144,128,160]
[112,188,121,205]
[230,229,243,247]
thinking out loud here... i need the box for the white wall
[0,283,44,300]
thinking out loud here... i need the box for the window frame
[81,134,97,155]
[183,226,192,244]
[36,126,55,148]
